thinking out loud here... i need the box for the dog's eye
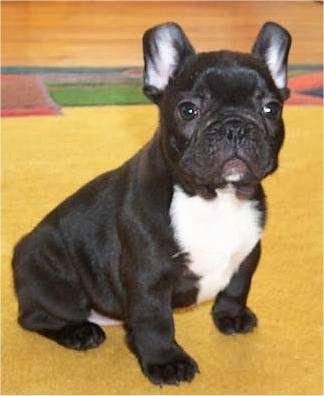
[178,102,199,121]
[262,102,281,117]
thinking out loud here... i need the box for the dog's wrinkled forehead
[170,52,275,102]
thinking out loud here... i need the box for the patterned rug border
[1,65,322,115]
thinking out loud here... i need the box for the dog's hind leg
[17,303,106,350]
[12,229,106,350]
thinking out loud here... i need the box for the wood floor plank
[2,1,323,66]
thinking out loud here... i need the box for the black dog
[12,21,291,385]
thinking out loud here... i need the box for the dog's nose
[224,120,245,144]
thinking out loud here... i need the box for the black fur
[212,242,261,334]
[12,21,291,385]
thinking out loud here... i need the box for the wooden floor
[2,1,323,67]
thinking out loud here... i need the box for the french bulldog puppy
[12,21,291,385]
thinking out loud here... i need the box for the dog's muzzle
[218,119,259,183]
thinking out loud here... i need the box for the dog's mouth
[221,158,252,183]
[205,157,259,185]
[176,157,260,200]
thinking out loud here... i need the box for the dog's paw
[213,307,257,335]
[40,321,106,350]
[60,322,106,350]
[144,353,199,385]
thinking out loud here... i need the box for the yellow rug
[1,105,322,394]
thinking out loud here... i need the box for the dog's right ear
[143,22,195,104]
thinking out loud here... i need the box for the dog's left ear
[143,22,195,103]
[252,22,291,100]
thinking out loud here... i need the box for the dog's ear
[252,22,291,99]
[143,22,195,103]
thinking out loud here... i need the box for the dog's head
[143,22,291,198]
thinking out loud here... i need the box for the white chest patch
[170,185,263,303]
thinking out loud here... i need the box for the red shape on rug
[286,92,323,105]
[288,72,323,91]
[1,75,60,117]
[287,72,323,105]
[1,108,58,117]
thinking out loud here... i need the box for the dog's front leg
[121,240,198,385]
[212,242,261,335]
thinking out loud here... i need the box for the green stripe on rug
[47,83,149,106]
